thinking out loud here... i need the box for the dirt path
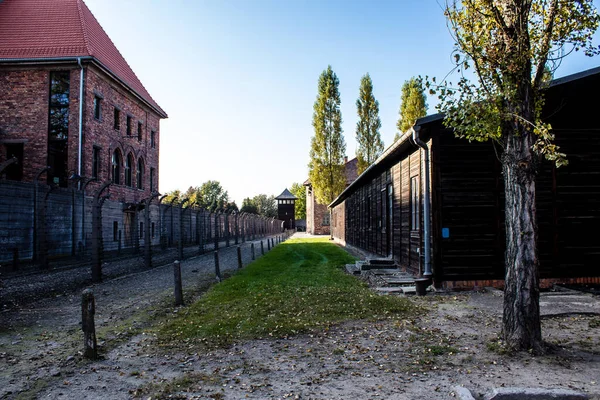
[0,237,275,399]
[1,235,600,399]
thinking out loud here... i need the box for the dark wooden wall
[333,70,600,283]
[435,126,504,281]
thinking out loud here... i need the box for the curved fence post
[178,198,190,260]
[91,181,111,282]
[144,192,160,269]
[32,166,50,262]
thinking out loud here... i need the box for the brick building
[305,157,358,235]
[0,0,167,203]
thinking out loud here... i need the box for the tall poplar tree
[431,0,599,353]
[355,73,384,174]
[309,65,346,205]
[290,182,307,220]
[395,77,427,142]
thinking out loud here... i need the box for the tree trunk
[501,128,543,353]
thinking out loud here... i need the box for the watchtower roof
[275,188,298,200]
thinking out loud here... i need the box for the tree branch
[533,0,559,89]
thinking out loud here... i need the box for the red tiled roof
[0,0,166,117]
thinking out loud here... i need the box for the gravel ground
[0,235,271,310]
[1,233,599,400]
[0,234,285,399]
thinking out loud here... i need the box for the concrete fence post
[91,181,111,283]
[173,260,183,306]
[144,192,159,270]
[225,212,230,247]
[214,213,219,250]
[39,188,51,270]
[237,246,242,270]
[133,209,140,254]
[81,289,97,359]
[234,213,239,245]
[198,210,205,255]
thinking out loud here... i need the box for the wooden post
[251,243,255,260]
[237,246,242,270]
[173,260,183,306]
[214,251,221,281]
[260,240,264,255]
[267,238,271,251]
[81,289,97,359]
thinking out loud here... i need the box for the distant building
[305,157,358,235]
[275,188,297,230]
[295,219,306,232]
[0,0,167,201]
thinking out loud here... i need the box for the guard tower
[275,188,298,230]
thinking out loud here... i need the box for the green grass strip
[160,237,417,347]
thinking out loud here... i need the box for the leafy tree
[395,77,427,142]
[224,201,238,213]
[240,197,259,214]
[162,189,181,204]
[309,65,347,205]
[252,194,277,218]
[185,180,229,211]
[431,0,599,353]
[355,73,384,174]
[289,182,307,220]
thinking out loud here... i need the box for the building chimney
[344,156,348,164]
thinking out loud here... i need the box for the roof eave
[329,128,416,208]
[0,56,168,119]
[88,58,168,118]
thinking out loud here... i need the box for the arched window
[125,153,134,187]
[137,158,144,189]
[111,149,122,184]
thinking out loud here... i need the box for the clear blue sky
[85,0,600,205]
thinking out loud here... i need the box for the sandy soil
[1,237,599,399]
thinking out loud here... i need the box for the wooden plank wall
[437,132,504,281]
[536,129,600,278]
[333,146,424,277]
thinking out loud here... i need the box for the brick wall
[305,184,330,235]
[0,63,162,205]
[0,67,81,183]
[82,66,161,203]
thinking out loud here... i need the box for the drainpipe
[77,58,84,181]
[411,125,432,277]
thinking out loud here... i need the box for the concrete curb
[453,386,477,400]
[454,386,589,400]
[483,387,589,399]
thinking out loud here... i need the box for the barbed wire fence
[0,177,288,287]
